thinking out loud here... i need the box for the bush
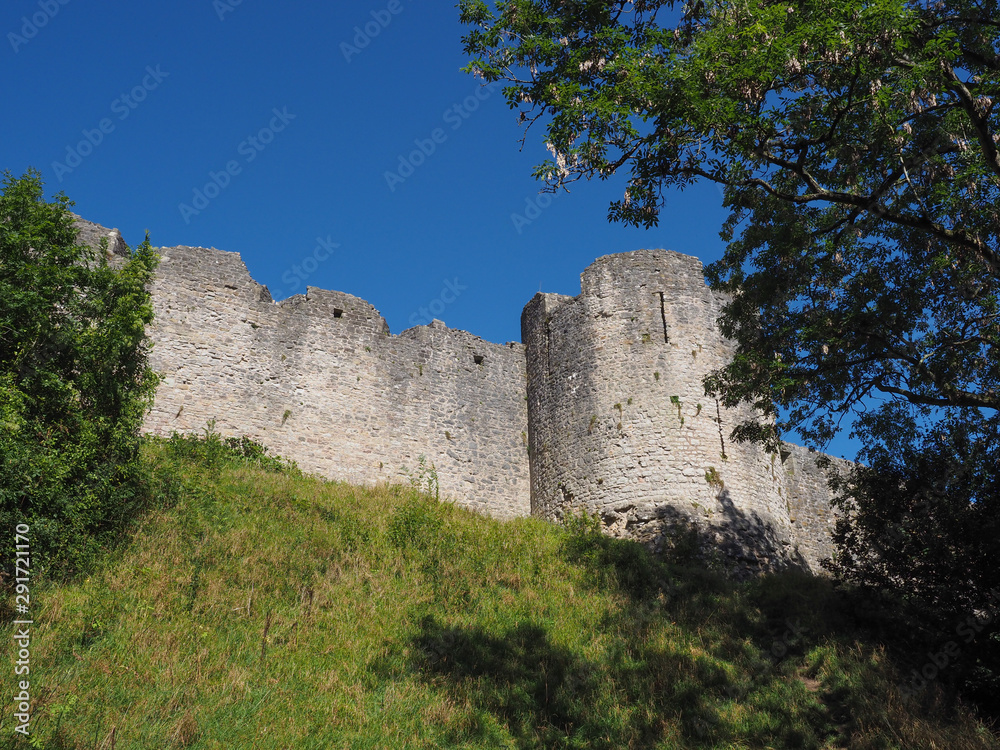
[827,405,1000,714]
[160,420,299,475]
[387,496,446,553]
[0,169,158,580]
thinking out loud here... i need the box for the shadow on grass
[406,614,734,749]
[385,522,849,749]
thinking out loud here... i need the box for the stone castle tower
[522,250,844,573]
[76,217,843,575]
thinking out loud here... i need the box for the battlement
[142,238,530,519]
[76,219,842,574]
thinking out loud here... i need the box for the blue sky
[1,1,857,458]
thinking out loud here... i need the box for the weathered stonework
[71,213,129,261]
[74,218,844,572]
[141,244,530,519]
[521,250,844,575]
[782,444,851,571]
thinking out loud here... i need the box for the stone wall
[522,250,843,574]
[781,444,850,571]
[71,214,129,259]
[73,217,847,570]
[142,243,530,519]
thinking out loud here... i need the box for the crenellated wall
[142,243,530,519]
[74,217,845,572]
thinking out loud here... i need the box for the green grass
[2,436,999,749]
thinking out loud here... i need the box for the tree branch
[874,380,999,409]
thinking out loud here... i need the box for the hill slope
[2,435,998,749]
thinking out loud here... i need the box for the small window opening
[333,308,344,318]
[474,354,485,365]
[658,292,670,343]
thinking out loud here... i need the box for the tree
[460,0,999,704]
[0,170,159,579]
[825,404,1000,710]
[461,0,997,443]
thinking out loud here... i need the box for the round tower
[522,250,801,573]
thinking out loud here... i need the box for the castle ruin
[76,216,844,575]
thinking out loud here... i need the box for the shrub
[0,170,158,579]
[161,420,299,474]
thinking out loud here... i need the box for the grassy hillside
[2,434,998,749]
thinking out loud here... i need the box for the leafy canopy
[460,0,999,447]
